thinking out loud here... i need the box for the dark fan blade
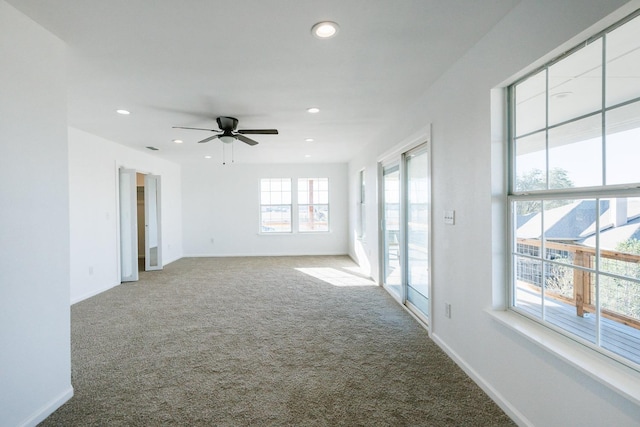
[236,134,259,146]
[197,135,220,144]
[172,126,217,132]
[237,129,278,135]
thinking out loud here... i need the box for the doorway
[119,168,162,282]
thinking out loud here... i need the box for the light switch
[444,210,455,225]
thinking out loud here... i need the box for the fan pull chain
[222,142,226,165]
[232,141,235,163]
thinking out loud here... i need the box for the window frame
[297,177,330,233]
[259,178,292,233]
[259,177,331,234]
[507,9,640,372]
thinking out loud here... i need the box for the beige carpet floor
[40,256,514,426]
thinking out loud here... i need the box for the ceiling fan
[172,116,278,145]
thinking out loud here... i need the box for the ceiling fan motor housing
[217,116,239,131]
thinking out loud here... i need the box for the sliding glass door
[405,146,430,317]
[379,142,430,321]
[382,164,401,298]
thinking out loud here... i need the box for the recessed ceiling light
[305,138,314,142]
[307,107,320,114]
[173,139,183,144]
[204,155,212,159]
[116,109,130,115]
[305,154,312,158]
[311,21,339,39]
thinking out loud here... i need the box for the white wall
[0,2,73,425]
[68,127,183,304]
[182,162,348,257]
[348,0,640,426]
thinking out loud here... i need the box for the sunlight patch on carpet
[295,267,376,287]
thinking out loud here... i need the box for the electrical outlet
[445,303,452,318]
[444,210,455,225]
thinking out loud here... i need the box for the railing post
[575,251,584,317]
[574,250,592,317]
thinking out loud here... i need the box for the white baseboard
[430,333,533,427]
[19,386,73,427]
[71,282,120,305]
[183,252,350,258]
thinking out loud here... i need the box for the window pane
[515,69,546,136]
[606,15,640,107]
[514,199,542,252]
[548,114,602,188]
[298,205,329,232]
[606,101,640,185]
[544,265,597,344]
[548,39,602,125]
[260,206,291,232]
[260,192,270,205]
[515,131,546,192]
[514,255,543,319]
[543,198,598,243]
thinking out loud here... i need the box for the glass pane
[548,114,602,188]
[260,206,291,232]
[515,69,546,136]
[606,101,640,185]
[544,264,597,344]
[515,131,546,192]
[548,39,602,125]
[514,255,543,319]
[597,194,640,363]
[406,149,429,317]
[606,15,640,107]
[514,199,542,254]
[383,166,401,295]
[298,204,328,232]
[543,198,598,243]
[599,273,640,364]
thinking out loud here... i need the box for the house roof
[517,198,640,250]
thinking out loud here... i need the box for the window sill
[487,309,640,406]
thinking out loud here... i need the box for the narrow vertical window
[260,178,291,232]
[358,170,366,239]
[298,178,329,232]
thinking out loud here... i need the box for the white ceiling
[8,0,518,164]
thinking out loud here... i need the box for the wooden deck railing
[517,238,640,330]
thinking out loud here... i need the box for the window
[298,178,329,232]
[358,170,366,239]
[260,178,291,232]
[509,11,640,369]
